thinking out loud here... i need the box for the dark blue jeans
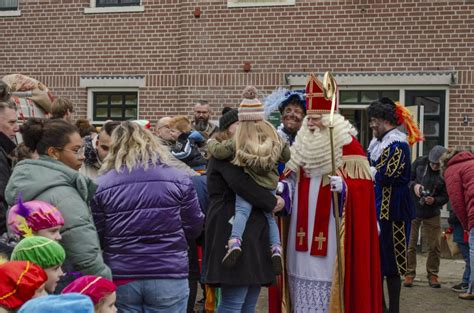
[116,279,189,313]
[217,285,261,313]
[459,242,471,284]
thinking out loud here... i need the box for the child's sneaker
[452,282,469,293]
[271,245,283,275]
[222,238,242,268]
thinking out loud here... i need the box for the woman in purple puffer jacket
[91,121,205,312]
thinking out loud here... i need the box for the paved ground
[252,253,473,313]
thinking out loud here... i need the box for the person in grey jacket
[405,145,449,288]
[5,118,111,281]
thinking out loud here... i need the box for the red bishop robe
[269,137,382,313]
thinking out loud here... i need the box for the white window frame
[81,75,145,124]
[84,0,144,14]
[0,0,21,17]
[228,0,295,8]
[87,88,140,124]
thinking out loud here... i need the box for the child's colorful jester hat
[7,194,64,238]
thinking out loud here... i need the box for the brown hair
[10,143,35,166]
[51,97,74,119]
[169,116,192,133]
[75,118,97,138]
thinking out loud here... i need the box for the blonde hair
[100,121,169,173]
[169,116,192,133]
[232,120,282,171]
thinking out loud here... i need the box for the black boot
[386,275,401,313]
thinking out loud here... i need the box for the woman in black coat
[204,116,284,312]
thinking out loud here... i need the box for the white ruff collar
[367,128,407,162]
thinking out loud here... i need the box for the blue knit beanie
[19,293,94,313]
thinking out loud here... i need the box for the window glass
[381,90,399,102]
[416,96,440,115]
[125,108,137,119]
[0,0,18,10]
[95,108,108,118]
[340,91,358,103]
[96,0,140,7]
[93,92,138,121]
[110,95,122,105]
[360,91,379,103]
[125,94,137,105]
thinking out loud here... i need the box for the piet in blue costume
[367,97,423,313]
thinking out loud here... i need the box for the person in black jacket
[0,87,19,234]
[204,128,285,312]
[404,145,449,288]
[169,115,207,173]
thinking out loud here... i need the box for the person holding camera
[404,145,449,288]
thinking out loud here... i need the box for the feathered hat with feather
[263,87,306,119]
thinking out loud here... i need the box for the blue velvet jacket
[368,129,415,223]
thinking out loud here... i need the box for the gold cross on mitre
[297,227,306,246]
[314,232,327,250]
[305,73,325,110]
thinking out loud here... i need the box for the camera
[419,187,431,205]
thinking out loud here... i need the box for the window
[228,0,295,7]
[0,0,17,10]
[85,0,144,14]
[340,90,400,105]
[405,91,446,156]
[96,0,140,7]
[93,91,138,121]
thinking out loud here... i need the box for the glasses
[58,146,85,157]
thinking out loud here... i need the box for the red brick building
[1,0,473,154]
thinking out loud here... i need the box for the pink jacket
[444,151,474,231]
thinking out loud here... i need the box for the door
[405,91,446,156]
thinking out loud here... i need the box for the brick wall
[1,0,473,147]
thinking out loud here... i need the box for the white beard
[287,114,357,176]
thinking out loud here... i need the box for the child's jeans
[231,191,281,247]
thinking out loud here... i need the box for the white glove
[377,221,381,236]
[329,175,344,193]
[276,182,285,195]
[370,166,377,180]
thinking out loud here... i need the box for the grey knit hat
[428,145,447,163]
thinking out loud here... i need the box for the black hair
[101,120,121,137]
[20,118,79,155]
[278,94,306,115]
[367,97,400,126]
[221,106,233,115]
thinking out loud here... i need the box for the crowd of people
[0,75,473,313]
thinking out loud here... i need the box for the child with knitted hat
[208,86,290,273]
[11,237,66,294]
[0,261,48,311]
[62,275,116,313]
[8,197,64,241]
[169,115,207,173]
